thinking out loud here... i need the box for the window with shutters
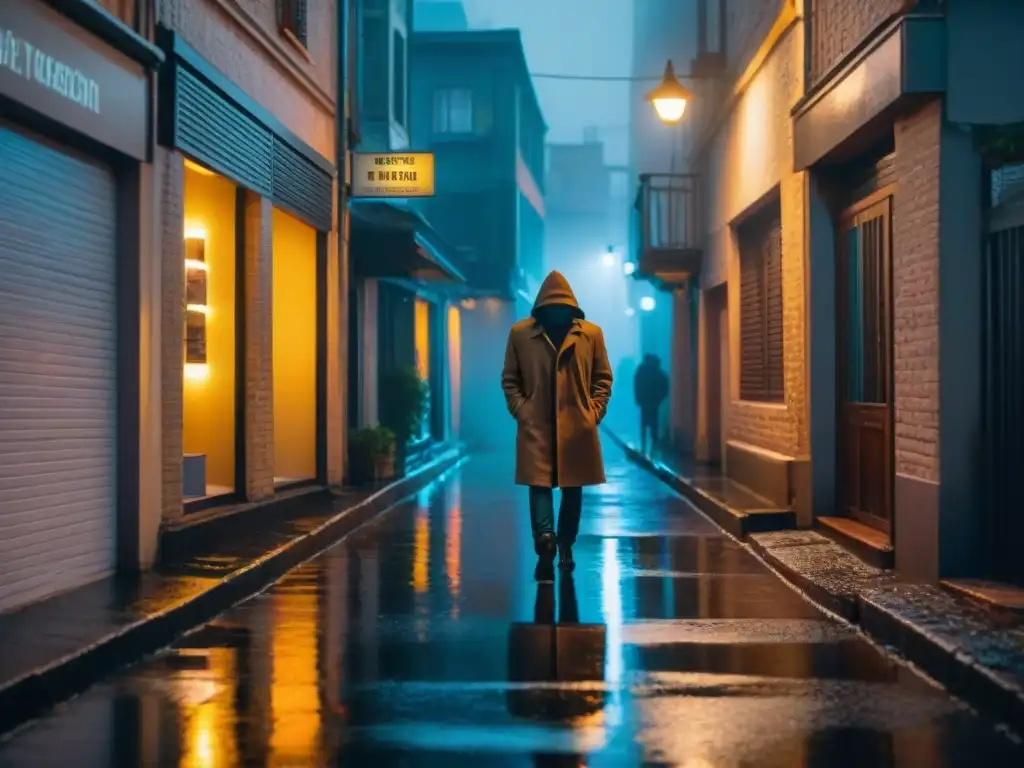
[737,200,784,402]
[278,0,309,48]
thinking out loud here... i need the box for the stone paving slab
[752,532,1024,736]
[605,428,1024,738]
[0,446,466,737]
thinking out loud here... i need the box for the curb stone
[0,447,467,738]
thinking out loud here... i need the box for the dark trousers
[529,486,583,547]
[640,406,660,454]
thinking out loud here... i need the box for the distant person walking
[633,353,668,455]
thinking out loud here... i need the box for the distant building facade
[348,0,464,453]
[413,0,469,31]
[411,29,547,449]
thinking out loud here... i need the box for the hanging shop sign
[351,152,435,198]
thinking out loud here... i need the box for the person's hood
[531,270,585,320]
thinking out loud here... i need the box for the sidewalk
[0,443,466,736]
[604,428,1024,736]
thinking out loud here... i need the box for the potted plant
[348,426,396,485]
[378,365,430,472]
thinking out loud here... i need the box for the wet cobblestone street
[1,449,1021,767]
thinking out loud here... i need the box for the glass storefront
[272,207,318,485]
[182,159,238,502]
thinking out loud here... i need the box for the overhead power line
[529,71,707,82]
[529,72,661,82]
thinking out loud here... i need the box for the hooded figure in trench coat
[502,271,613,581]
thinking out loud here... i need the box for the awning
[350,201,465,283]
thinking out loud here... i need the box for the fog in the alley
[1,450,1019,767]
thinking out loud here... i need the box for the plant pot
[349,448,396,486]
[374,453,395,482]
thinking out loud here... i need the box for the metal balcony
[631,173,702,290]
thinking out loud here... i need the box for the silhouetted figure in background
[502,271,613,582]
[633,353,668,456]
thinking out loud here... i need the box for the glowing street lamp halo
[646,60,692,124]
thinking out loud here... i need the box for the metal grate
[272,138,333,232]
[984,224,1024,585]
[176,66,274,196]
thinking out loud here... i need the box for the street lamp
[640,296,656,312]
[601,245,617,268]
[646,60,693,124]
[623,260,636,276]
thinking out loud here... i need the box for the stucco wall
[697,21,807,459]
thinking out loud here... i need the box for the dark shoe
[558,544,575,571]
[534,558,555,583]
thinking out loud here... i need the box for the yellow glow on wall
[270,590,323,763]
[414,297,430,380]
[182,166,237,491]
[178,648,239,768]
[272,207,318,482]
[447,305,461,439]
[413,505,430,594]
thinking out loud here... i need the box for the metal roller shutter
[0,124,118,613]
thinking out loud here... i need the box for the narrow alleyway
[0,448,1021,767]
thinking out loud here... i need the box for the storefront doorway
[182,159,240,506]
[836,195,894,535]
[271,208,319,486]
[0,124,118,612]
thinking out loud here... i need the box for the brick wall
[157,0,342,517]
[698,22,808,460]
[159,0,336,161]
[892,99,942,482]
[809,0,908,84]
[160,150,185,522]
[242,192,277,500]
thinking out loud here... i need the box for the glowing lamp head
[625,307,636,317]
[646,60,693,124]
[640,296,656,312]
[602,252,616,268]
[623,261,637,276]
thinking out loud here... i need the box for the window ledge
[734,399,788,410]
[280,26,314,65]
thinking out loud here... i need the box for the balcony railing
[631,173,702,289]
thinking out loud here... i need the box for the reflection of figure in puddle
[506,575,606,767]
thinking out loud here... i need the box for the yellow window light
[186,303,211,316]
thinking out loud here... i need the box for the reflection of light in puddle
[601,537,624,729]
[355,723,608,754]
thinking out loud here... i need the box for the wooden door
[836,196,894,533]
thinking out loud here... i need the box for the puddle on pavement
[1,457,1022,767]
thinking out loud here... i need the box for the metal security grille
[738,205,784,403]
[0,125,118,613]
[984,223,1024,585]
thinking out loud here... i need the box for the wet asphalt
[0,449,1022,767]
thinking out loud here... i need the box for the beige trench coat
[501,272,613,488]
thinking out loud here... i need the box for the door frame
[835,188,895,534]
